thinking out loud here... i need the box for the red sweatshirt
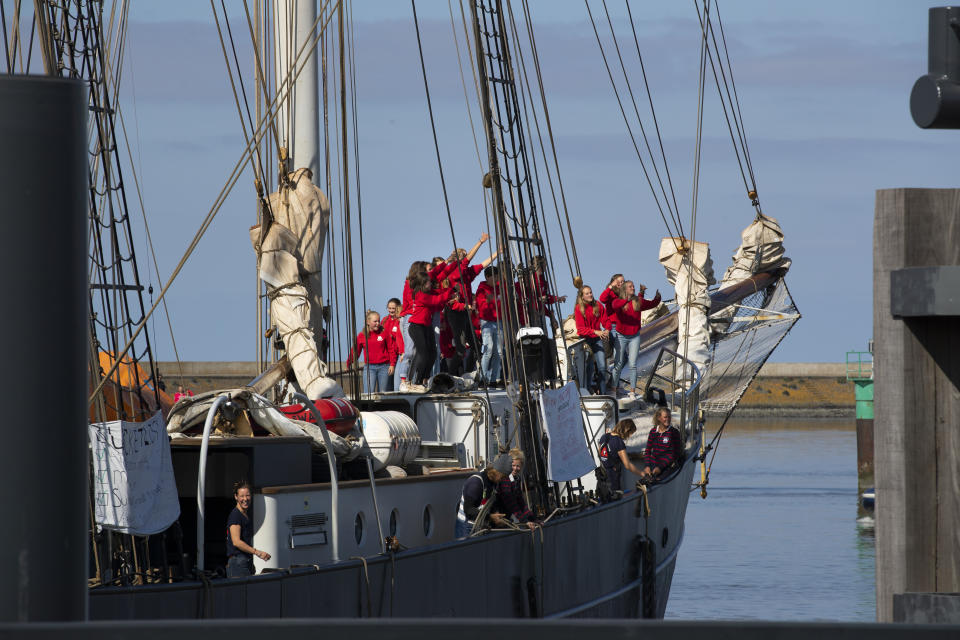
[574,302,607,337]
[449,260,484,307]
[401,263,455,317]
[401,280,413,317]
[609,292,661,336]
[382,315,404,356]
[346,326,396,367]
[409,286,454,325]
[598,287,618,328]
[437,317,455,359]
[515,272,558,326]
[475,281,499,322]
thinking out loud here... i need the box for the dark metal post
[910,6,960,128]
[0,76,88,621]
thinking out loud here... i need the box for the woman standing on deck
[574,285,609,395]
[604,280,660,396]
[598,420,646,493]
[405,265,454,391]
[226,481,270,578]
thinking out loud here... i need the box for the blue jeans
[455,518,473,538]
[608,327,622,380]
[363,363,390,394]
[480,320,501,383]
[584,336,608,395]
[395,316,414,387]
[226,554,253,578]
[611,332,641,392]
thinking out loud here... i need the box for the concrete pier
[873,188,960,622]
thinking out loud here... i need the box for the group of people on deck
[574,274,661,397]
[346,232,569,394]
[345,228,665,397]
[455,408,683,537]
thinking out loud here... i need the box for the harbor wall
[155,361,856,417]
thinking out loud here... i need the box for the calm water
[665,418,876,621]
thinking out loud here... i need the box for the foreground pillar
[0,76,89,621]
[873,188,960,622]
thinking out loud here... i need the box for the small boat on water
[6,0,799,619]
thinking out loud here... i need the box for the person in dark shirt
[641,408,683,482]
[225,481,270,578]
[495,448,536,530]
[597,419,646,493]
[455,454,512,538]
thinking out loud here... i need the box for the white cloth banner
[89,411,180,535]
[539,382,596,482]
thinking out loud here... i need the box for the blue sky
[117,1,955,365]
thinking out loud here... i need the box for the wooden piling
[873,188,960,622]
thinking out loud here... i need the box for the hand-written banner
[88,411,180,535]
[539,382,595,482]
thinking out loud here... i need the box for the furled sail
[718,214,792,288]
[659,238,715,383]
[251,168,342,399]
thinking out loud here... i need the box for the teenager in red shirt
[599,273,624,375]
[382,297,404,391]
[515,256,567,326]
[574,285,610,394]
[475,265,502,384]
[346,311,397,394]
[608,280,660,396]
[405,265,454,391]
[445,244,499,376]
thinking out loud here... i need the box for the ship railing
[197,394,231,573]
[642,347,702,445]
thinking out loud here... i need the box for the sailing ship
[4,0,798,619]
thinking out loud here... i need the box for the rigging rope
[584,0,683,243]
[692,0,762,214]
[90,1,342,405]
[518,0,583,285]
[600,0,680,236]
[624,0,683,228]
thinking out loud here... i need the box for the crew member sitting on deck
[455,453,513,537]
[598,419,646,494]
[494,448,537,530]
[346,310,396,394]
[641,407,683,482]
[226,480,270,578]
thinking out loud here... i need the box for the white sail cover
[719,215,792,288]
[166,389,364,459]
[89,412,180,535]
[252,168,342,399]
[659,238,715,383]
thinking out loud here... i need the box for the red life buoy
[278,397,360,436]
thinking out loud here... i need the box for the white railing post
[292,392,340,563]
[196,394,229,573]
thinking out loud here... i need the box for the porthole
[661,526,669,548]
[389,508,399,536]
[422,504,434,538]
[355,512,365,545]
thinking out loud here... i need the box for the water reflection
[665,417,875,621]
